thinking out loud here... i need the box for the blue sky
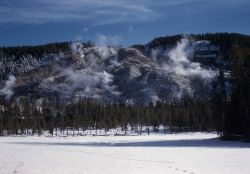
[0,0,250,46]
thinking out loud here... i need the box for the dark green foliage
[147,33,250,49]
[226,46,250,140]
[0,95,216,136]
[0,42,70,60]
[0,41,94,61]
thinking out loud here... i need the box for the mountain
[1,33,250,138]
[0,33,249,105]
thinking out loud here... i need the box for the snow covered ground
[1,133,250,174]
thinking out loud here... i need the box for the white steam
[45,40,120,101]
[164,38,216,79]
[95,34,120,59]
[0,75,16,100]
[52,68,120,99]
[148,37,217,100]
[71,41,84,59]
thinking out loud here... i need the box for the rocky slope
[0,38,219,104]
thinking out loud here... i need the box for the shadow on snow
[8,138,250,148]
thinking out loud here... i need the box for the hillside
[0,33,250,138]
[0,34,226,103]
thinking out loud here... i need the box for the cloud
[0,0,248,26]
[0,0,160,25]
[154,0,250,6]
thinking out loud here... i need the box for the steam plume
[71,41,84,59]
[45,40,120,101]
[0,75,16,100]
[165,38,216,79]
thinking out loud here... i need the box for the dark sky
[0,0,249,46]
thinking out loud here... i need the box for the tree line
[0,41,94,61]
[0,95,218,136]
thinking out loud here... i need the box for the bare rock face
[0,40,219,104]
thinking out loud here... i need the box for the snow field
[0,133,250,174]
